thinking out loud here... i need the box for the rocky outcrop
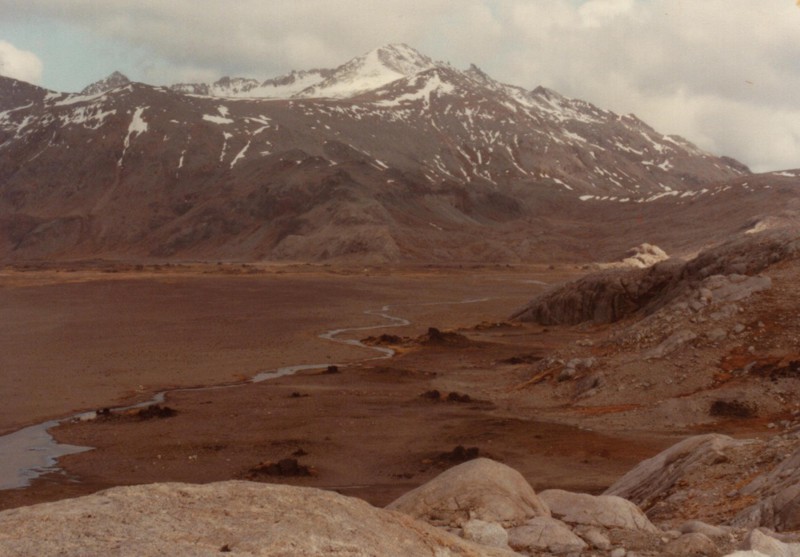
[386,457,550,528]
[511,230,799,325]
[734,445,800,532]
[509,262,678,325]
[605,434,745,510]
[0,481,517,557]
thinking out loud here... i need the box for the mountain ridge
[168,43,438,100]
[1,44,795,264]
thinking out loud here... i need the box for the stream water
[0,304,416,490]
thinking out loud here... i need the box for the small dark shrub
[710,399,757,418]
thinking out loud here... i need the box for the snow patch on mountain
[52,91,108,108]
[255,70,329,98]
[772,170,800,177]
[62,105,117,130]
[297,44,436,99]
[119,107,148,167]
[203,114,234,125]
[230,141,250,168]
[375,72,455,108]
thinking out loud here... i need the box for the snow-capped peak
[373,43,437,76]
[166,44,437,100]
[80,71,131,96]
[294,43,437,99]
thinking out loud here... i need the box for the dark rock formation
[512,231,800,325]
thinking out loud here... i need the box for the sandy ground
[1,263,678,510]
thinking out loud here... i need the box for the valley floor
[0,261,787,517]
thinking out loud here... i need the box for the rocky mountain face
[0,44,794,263]
[80,71,131,96]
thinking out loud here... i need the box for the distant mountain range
[0,44,797,263]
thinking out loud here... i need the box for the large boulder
[0,481,518,557]
[387,457,550,528]
[538,489,660,533]
[605,434,743,510]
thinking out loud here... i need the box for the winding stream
[0,302,435,491]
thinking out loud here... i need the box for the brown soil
[0,262,672,511]
[1,259,790,515]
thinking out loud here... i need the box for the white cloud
[487,0,800,171]
[0,40,43,84]
[578,0,635,28]
[0,0,799,170]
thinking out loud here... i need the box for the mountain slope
[0,45,792,264]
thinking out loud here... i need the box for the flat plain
[0,263,678,510]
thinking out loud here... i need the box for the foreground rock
[539,489,660,533]
[3,454,798,556]
[387,458,550,528]
[0,481,515,557]
[507,516,588,553]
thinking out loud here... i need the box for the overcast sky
[0,0,799,172]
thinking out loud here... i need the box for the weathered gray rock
[388,458,549,528]
[664,532,720,556]
[702,274,772,304]
[0,481,518,557]
[538,489,659,533]
[643,329,697,359]
[507,516,587,554]
[510,262,678,325]
[559,357,596,381]
[461,519,510,549]
[605,434,744,510]
[574,524,612,550]
[679,519,731,538]
[737,528,800,557]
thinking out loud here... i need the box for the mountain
[80,71,131,96]
[0,44,796,263]
[169,44,435,100]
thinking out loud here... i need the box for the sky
[0,0,799,173]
